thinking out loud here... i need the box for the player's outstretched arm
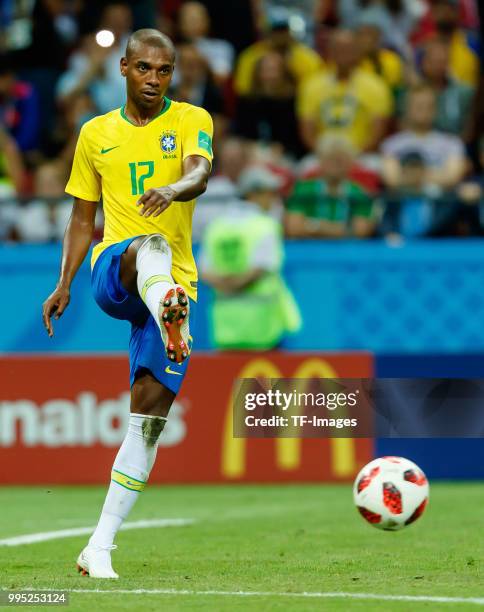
[42,198,97,337]
[137,155,211,218]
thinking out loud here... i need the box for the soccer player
[42,29,212,578]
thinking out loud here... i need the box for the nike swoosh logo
[101,146,120,154]
[165,366,182,376]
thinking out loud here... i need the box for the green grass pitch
[0,483,483,611]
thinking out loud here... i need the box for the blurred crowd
[0,0,483,244]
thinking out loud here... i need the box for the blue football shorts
[91,236,195,394]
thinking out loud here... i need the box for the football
[353,456,429,530]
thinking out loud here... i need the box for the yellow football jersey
[297,69,393,152]
[65,97,213,301]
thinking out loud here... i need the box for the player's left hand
[42,285,71,338]
[137,187,177,218]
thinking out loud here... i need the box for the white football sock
[89,413,167,548]
[136,234,174,328]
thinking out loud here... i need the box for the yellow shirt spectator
[297,68,393,152]
[448,30,479,87]
[359,49,404,90]
[234,40,322,96]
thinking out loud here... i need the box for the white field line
[8,589,484,606]
[0,518,195,547]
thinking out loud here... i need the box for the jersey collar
[120,97,172,126]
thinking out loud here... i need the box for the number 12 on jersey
[129,161,155,195]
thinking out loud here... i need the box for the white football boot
[76,544,119,579]
[159,284,190,363]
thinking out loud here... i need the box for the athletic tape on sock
[111,469,146,493]
[140,274,172,302]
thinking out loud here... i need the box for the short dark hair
[125,29,176,61]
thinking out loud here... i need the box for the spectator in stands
[0,54,40,153]
[234,50,305,158]
[0,126,25,196]
[237,166,285,221]
[418,38,474,137]
[381,151,459,239]
[419,0,480,87]
[192,0,256,54]
[339,0,426,59]
[381,85,466,190]
[355,7,405,90]
[453,137,484,236]
[199,167,300,350]
[10,161,104,243]
[34,161,73,241]
[56,90,97,163]
[16,0,77,149]
[19,0,76,71]
[6,161,69,242]
[234,6,322,96]
[297,29,393,153]
[207,137,251,194]
[286,134,376,238]
[192,137,251,241]
[56,2,132,115]
[169,43,226,136]
[177,1,235,83]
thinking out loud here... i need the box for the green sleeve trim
[198,130,213,155]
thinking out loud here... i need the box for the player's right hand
[42,286,70,338]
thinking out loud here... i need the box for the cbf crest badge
[160,130,177,155]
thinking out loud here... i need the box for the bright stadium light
[95,29,115,48]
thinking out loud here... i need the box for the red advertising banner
[0,352,373,484]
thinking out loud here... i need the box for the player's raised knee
[138,233,171,256]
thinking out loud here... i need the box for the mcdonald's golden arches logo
[221,358,358,479]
